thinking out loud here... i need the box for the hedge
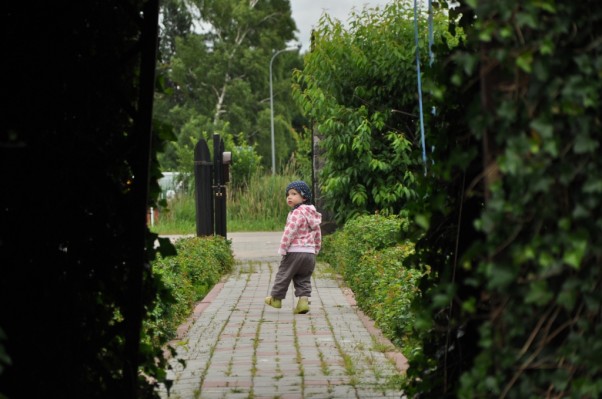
[143,236,234,347]
[321,214,425,351]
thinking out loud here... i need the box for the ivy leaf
[534,0,557,13]
[583,177,602,193]
[487,264,516,289]
[557,278,579,310]
[563,235,588,269]
[525,280,554,305]
[415,214,430,230]
[516,51,534,73]
[530,118,554,139]
[574,133,599,154]
[462,297,477,314]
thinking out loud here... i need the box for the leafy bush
[143,236,234,346]
[322,214,409,271]
[292,2,457,224]
[230,145,263,189]
[321,214,424,351]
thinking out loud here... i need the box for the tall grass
[227,173,297,231]
[152,195,196,235]
[152,172,300,234]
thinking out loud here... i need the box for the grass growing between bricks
[292,318,306,397]
[319,302,360,391]
[194,314,228,399]
[318,349,330,376]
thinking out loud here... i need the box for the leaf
[557,278,579,310]
[516,51,534,73]
[530,117,554,139]
[563,235,588,269]
[487,264,516,289]
[525,280,553,305]
[534,0,557,13]
[415,214,430,230]
[574,133,599,154]
[462,297,477,314]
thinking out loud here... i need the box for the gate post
[194,138,213,236]
[213,133,227,238]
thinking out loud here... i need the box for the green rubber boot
[294,296,309,314]
[265,296,282,309]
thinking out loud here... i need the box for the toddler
[265,181,322,314]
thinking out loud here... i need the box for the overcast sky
[290,0,392,52]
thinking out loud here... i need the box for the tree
[154,0,305,173]
[158,0,193,62]
[293,1,453,224]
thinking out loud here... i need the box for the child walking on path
[265,181,322,314]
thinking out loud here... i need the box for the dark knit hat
[286,180,312,203]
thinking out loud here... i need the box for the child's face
[286,188,305,208]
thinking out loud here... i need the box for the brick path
[159,232,407,399]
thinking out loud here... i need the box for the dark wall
[1,2,159,397]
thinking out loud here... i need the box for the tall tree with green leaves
[155,0,304,173]
[293,1,456,223]
[158,0,193,62]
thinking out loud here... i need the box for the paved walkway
[159,232,407,399]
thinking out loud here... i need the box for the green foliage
[160,130,265,194]
[402,1,602,398]
[158,0,193,62]
[321,214,424,353]
[322,214,407,273]
[144,236,234,346]
[293,1,455,224]
[154,0,307,172]
[289,125,313,182]
[230,145,263,189]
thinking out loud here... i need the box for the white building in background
[157,172,182,200]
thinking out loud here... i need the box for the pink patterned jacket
[278,204,322,255]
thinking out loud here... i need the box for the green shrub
[321,214,424,352]
[143,236,234,346]
[351,246,423,347]
[321,213,409,275]
[230,145,263,189]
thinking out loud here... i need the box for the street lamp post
[269,46,299,175]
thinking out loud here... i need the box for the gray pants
[270,252,316,299]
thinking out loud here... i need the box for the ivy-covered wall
[406,1,602,397]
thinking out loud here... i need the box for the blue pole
[414,0,428,175]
